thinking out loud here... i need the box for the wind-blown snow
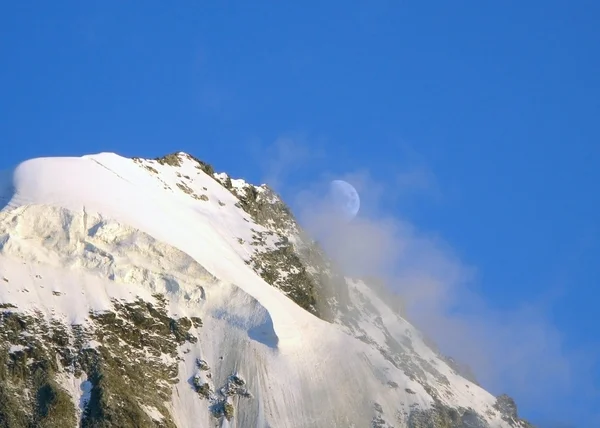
[0,152,513,427]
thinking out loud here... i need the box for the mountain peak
[0,152,534,427]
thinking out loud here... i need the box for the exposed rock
[408,404,489,428]
[0,295,194,428]
[494,394,535,427]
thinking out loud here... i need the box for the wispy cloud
[255,134,326,190]
[395,165,439,198]
[259,137,598,425]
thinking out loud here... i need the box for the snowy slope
[0,152,532,428]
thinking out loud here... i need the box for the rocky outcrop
[494,394,535,427]
[0,295,197,428]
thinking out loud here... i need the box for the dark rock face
[154,153,215,177]
[494,394,535,428]
[0,295,198,428]
[247,236,319,315]
[0,310,78,428]
[408,405,490,428]
[495,394,518,420]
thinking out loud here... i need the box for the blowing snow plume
[267,156,596,426]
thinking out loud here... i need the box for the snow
[140,404,164,422]
[54,371,91,428]
[349,279,500,413]
[9,344,26,353]
[0,152,513,427]
[84,340,101,349]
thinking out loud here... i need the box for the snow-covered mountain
[0,152,533,428]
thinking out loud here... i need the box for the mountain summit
[0,152,532,427]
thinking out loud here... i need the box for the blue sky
[1,2,598,425]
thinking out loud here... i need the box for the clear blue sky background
[1,2,598,426]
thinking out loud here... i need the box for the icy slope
[0,152,532,427]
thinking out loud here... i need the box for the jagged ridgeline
[153,152,352,323]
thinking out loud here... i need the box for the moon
[329,180,360,220]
